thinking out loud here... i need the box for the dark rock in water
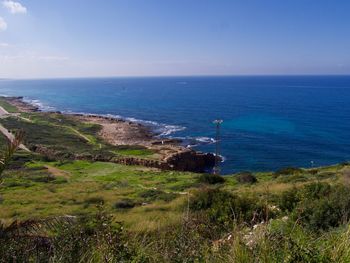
[165,150,216,172]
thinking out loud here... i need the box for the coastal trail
[0,106,31,152]
[44,165,71,179]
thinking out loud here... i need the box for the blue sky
[0,0,350,78]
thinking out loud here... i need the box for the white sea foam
[172,135,217,147]
[114,116,186,136]
[210,153,226,163]
[195,136,216,144]
[59,111,186,137]
[217,154,226,163]
[22,98,56,112]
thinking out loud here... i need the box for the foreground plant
[0,131,24,182]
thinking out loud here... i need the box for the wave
[123,117,186,136]
[216,154,226,163]
[22,98,56,112]
[172,136,217,147]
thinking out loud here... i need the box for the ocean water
[1,76,350,174]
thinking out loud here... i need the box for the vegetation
[0,112,157,159]
[0,131,23,180]
[0,97,18,113]
[198,173,225,184]
[235,171,257,184]
[2,103,350,261]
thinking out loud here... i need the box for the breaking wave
[22,98,56,112]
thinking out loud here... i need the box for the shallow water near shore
[1,76,350,174]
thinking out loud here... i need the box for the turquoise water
[1,76,350,174]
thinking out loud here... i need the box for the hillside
[1,98,350,262]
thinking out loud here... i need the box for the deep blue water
[1,76,350,174]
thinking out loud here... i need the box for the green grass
[112,146,155,157]
[0,112,158,159]
[0,98,18,113]
[1,152,348,231]
[0,159,198,230]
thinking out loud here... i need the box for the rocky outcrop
[164,149,216,172]
[30,144,215,173]
[112,149,215,172]
[4,97,39,112]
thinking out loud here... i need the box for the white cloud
[2,0,27,14]
[0,42,9,47]
[0,17,7,31]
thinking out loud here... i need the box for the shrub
[144,216,217,262]
[114,199,136,209]
[190,188,267,226]
[299,182,331,200]
[198,173,225,184]
[0,208,137,262]
[309,169,319,175]
[278,174,307,183]
[84,196,105,207]
[317,172,336,179]
[274,167,303,177]
[278,187,300,212]
[235,172,257,184]
[138,189,178,202]
[294,183,350,231]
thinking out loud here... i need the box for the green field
[1,156,198,230]
[0,112,157,159]
[0,98,18,113]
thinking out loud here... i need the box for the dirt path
[0,106,9,117]
[0,106,31,152]
[44,165,71,179]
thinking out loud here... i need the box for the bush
[143,216,217,262]
[84,196,105,207]
[0,208,138,262]
[274,167,303,177]
[278,187,300,212]
[299,182,331,200]
[114,199,137,209]
[235,172,257,184]
[190,188,267,226]
[138,189,178,202]
[278,174,307,183]
[294,183,350,231]
[198,173,225,184]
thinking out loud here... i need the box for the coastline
[0,96,216,172]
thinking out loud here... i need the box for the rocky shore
[1,96,216,172]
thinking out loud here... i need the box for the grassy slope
[0,156,198,231]
[1,151,348,231]
[0,112,156,159]
[0,98,18,113]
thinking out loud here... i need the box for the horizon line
[2,73,350,81]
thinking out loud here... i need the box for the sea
[1,76,350,174]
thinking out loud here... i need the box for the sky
[0,0,350,78]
